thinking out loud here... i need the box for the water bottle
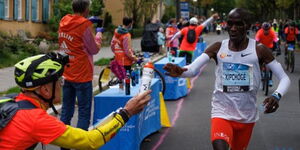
[131,70,136,86]
[95,31,102,45]
[125,70,131,95]
[143,52,150,63]
[167,50,172,62]
[139,62,154,94]
[136,64,141,84]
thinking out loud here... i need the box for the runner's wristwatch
[271,92,282,101]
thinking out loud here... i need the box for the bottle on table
[125,70,131,95]
[139,62,154,94]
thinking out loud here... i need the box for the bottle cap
[144,62,154,69]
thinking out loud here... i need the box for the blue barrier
[154,57,188,100]
[93,79,161,150]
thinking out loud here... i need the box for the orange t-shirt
[179,25,204,51]
[0,94,67,150]
[285,27,299,42]
[255,28,277,48]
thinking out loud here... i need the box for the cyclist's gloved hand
[263,96,279,113]
[89,16,101,24]
[96,27,104,33]
[163,63,187,77]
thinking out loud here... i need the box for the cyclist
[255,22,279,86]
[170,14,218,65]
[272,23,281,55]
[284,22,299,55]
[111,17,138,72]
[0,52,151,150]
[164,8,290,150]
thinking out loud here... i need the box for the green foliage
[94,58,112,66]
[123,0,160,27]
[0,86,21,96]
[0,32,39,68]
[90,0,104,16]
[161,5,176,23]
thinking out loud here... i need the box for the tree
[123,0,160,27]
[90,0,104,16]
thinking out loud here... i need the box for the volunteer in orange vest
[111,17,138,72]
[58,0,101,140]
[170,14,218,64]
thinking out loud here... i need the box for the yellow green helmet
[14,52,69,89]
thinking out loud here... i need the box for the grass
[0,86,21,96]
[94,58,112,66]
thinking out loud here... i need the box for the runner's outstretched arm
[180,53,210,77]
[201,13,219,28]
[266,60,290,95]
[180,42,221,78]
[170,31,182,42]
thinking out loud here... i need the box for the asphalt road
[40,32,300,150]
[140,32,300,150]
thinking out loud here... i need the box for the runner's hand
[263,96,279,113]
[212,13,219,20]
[124,90,152,116]
[163,63,187,77]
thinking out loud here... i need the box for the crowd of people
[0,0,294,150]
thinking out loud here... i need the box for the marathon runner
[164,8,290,150]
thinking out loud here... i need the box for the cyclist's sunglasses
[227,20,246,27]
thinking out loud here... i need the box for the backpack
[187,28,196,43]
[141,23,160,52]
[0,94,36,130]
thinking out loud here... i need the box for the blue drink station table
[154,57,188,100]
[93,79,161,150]
[193,41,207,61]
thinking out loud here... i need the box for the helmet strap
[33,81,58,115]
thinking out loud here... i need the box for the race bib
[222,62,253,92]
[287,44,295,51]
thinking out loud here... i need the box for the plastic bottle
[139,62,154,94]
[131,70,136,86]
[167,50,172,62]
[135,64,141,85]
[125,70,131,95]
[143,52,150,63]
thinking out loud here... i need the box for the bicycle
[261,64,270,96]
[284,43,295,73]
[98,55,166,95]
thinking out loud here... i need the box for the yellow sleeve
[51,114,125,150]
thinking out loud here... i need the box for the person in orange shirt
[166,18,180,56]
[170,14,218,64]
[284,22,299,55]
[255,22,278,86]
[0,52,151,150]
[255,22,278,50]
[58,0,101,140]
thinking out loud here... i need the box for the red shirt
[255,28,277,48]
[284,27,299,42]
[179,25,204,51]
[0,94,66,150]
